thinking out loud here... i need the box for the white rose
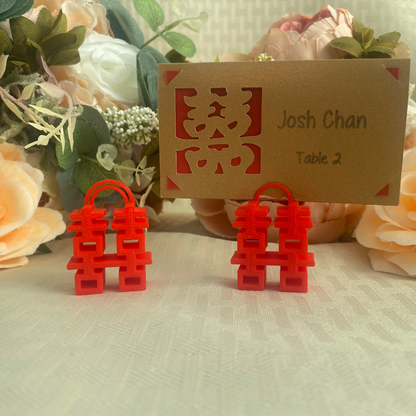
[74,34,142,107]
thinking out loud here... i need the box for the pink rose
[191,198,363,244]
[249,4,354,60]
[355,148,416,277]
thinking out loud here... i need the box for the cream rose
[0,143,66,269]
[355,147,416,277]
[74,34,142,108]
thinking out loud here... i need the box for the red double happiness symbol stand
[231,183,315,293]
[67,180,152,295]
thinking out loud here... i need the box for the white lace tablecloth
[1,205,416,416]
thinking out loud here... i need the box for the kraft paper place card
[158,59,410,205]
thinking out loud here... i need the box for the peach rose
[405,99,416,150]
[191,198,363,243]
[33,0,110,36]
[0,143,66,269]
[249,4,354,61]
[355,148,416,277]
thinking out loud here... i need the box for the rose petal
[355,206,411,253]
[0,219,49,263]
[0,143,26,162]
[385,195,416,229]
[32,207,66,243]
[368,249,409,276]
[0,256,29,269]
[191,199,226,217]
[195,211,238,239]
[375,223,416,246]
[383,251,416,276]
[0,223,33,256]
[0,181,36,237]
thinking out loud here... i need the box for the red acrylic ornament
[231,183,315,293]
[67,180,152,295]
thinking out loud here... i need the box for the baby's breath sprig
[96,105,159,151]
[255,53,274,61]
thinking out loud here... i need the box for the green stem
[80,154,99,164]
[138,18,193,49]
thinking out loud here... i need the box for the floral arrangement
[0,0,207,268]
[192,4,416,278]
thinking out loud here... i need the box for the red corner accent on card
[166,71,181,86]
[375,184,390,197]
[167,177,180,190]
[386,68,400,81]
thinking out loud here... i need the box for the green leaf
[366,46,396,56]
[56,129,79,170]
[117,159,135,186]
[197,11,208,24]
[352,17,364,35]
[67,25,86,50]
[41,32,77,56]
[377,31,401,47]
[170,1,185,18]
[165,49,187,63]
[75,159,117,197]
[77,105,111,157]
[162,31,196,58]
[96,144,117,171]
[48,48,80,66]
[0,54,7,78]
[329,37,364,58]
[0,29,12,55]
[101,0,144,46]
[36,243,52,254]
[183,19,200,33]
[151,177,160,198]
[56,165,86,212]
[39,144,57,172]
[43,10,67,42]
[141,134,159,158]
[142,46,170,63]
[147,153,160,179]
[0,0,33,22]
[0,0,16,14]
[73,120,97,153]
[137,50,159,110]
[358,27,375,50]
[10,16,43,44]
[36,7,54,36]
[133,0,164,32]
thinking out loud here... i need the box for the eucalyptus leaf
[96,143,118,171]
[10,16,43,44]
[162,31,196,58]
[197,11,208,23]
[147,153,160,179]
[77,106,111,157]
[107,9,140,48]
[183,19,200,33]
[0,0,15,14]
[1,0,33,22]
[137,50,159,110]
[39,144,57,172]
[56,129,79,170]
[56,165,86,212]
[377,31,401,47]
[133,0,164,32]
[170,0,185,18]
[75,159,117,197]
[101,0,144,46]
[151,177,161,198]
[117,159,135,186]
[72,120,97,153]
[142,46,170,63]
[329,37,363,58]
